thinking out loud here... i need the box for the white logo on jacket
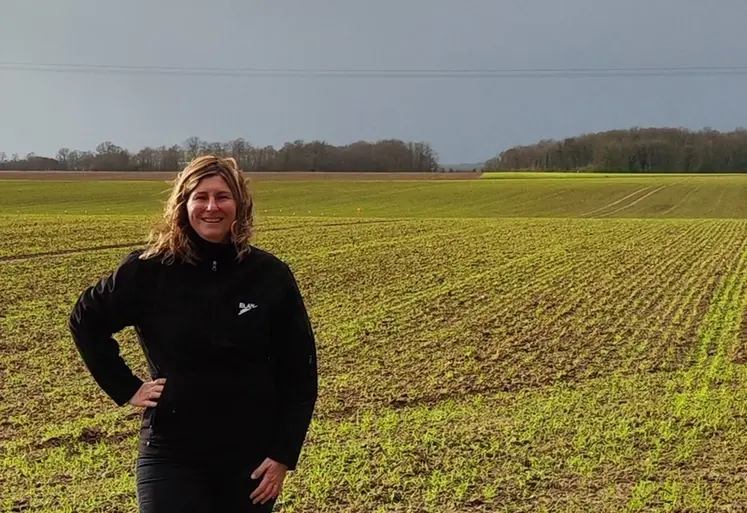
[238,302,258,316]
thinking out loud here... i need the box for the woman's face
[186,175,237,243]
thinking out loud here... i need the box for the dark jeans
[136,434,277,513]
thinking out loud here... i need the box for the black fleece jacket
[68,232,318,470]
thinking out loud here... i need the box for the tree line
[484,127,747,173]
[0,137,440,172]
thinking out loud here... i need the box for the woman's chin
[196,228,229,243]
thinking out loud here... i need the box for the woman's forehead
[192,175,232,192]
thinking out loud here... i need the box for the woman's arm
[268,263,319,470]
[68,250,147,406]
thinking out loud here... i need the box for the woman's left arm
[267,263,319,471]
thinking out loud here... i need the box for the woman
[68,155,318,512]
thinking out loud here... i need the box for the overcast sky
[1,0,746,164]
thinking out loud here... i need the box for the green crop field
[3,173,747,512]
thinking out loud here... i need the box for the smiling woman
[141,156,255,265]
[68,155,318,512]
[188,175,239,242]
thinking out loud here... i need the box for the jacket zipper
[212,260,218,346]
[148,259,219,447]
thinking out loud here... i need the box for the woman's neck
[186,227,238,263]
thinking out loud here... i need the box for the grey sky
[2,0,746,164]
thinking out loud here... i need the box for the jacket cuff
[267,446,301,471]
[110,374,144,406]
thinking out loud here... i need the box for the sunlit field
[3,174,747,512]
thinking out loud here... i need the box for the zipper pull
[212,260,217,272]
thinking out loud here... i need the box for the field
[3,172,747,512]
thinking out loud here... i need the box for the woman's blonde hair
[140,155,254,265]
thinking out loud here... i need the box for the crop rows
[5,198,747,510]
[6,174,747,219]
[311,220,747,416]
[3,218,744,425]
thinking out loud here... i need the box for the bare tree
[183,136,203,161]
[56,148,71,169]
[1,137,447,172]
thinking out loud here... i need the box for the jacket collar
[186,226,240,268]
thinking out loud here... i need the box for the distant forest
[0,137,440,172]
[484,127,747,173]
[5,127,747,173]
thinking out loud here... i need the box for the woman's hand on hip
[250,457,288,505]
[128,378,166,408]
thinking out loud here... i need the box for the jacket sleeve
[68,250,146,406]
[268,263,319,470]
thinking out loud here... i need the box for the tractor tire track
[596,184,673,217]
[0,242,143,264]
[580,186,653,217]
[660,185,700,216]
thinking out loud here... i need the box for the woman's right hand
[128,378,167,408]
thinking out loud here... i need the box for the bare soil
[0,170,482,181]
